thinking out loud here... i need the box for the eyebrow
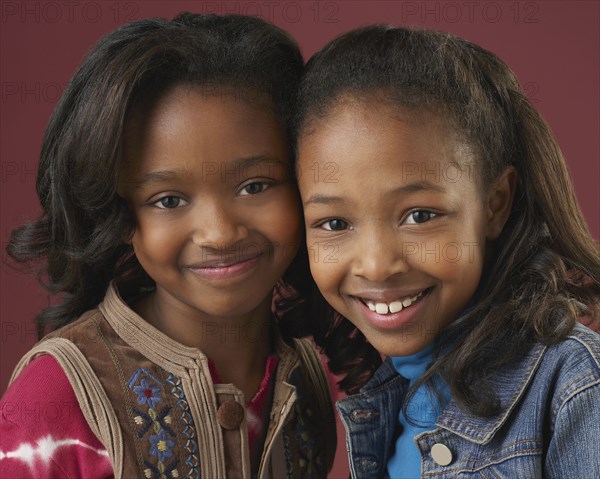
[134,170,180,186]
[303,181,446,207]
[132,155,287,188]
[391,181,446,195]
[303,195,346,207]
[235,155,287,171]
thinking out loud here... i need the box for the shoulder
[6,307,108,387]
[472,324,600,432]
[44,308,106,342]
[2,355,87,436]
[539,326,600,474]
[2,354,74,410]
[563,322,600,362]
[542,323,600,380]
[535,324,600,417]
[1,355,112,478]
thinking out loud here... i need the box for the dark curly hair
[295,25,600,416]
[6,13,308,339]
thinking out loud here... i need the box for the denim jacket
[336,323,600,478]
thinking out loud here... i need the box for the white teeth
[389,301,403,314]
[375,303,389,314]
[363,291,424,315]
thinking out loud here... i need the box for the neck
[133,289,274,400]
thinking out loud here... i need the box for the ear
[486,166,517,241]
[124,226,136,246]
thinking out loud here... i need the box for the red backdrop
[1,1,598,477]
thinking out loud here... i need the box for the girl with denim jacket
[294,26,600,478]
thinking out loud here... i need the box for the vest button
[431,443,453,466]
[217,400,245,430]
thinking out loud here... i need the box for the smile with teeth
[362,291,424,315]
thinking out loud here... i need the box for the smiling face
[297,98,503,356]
[119,85,301,325]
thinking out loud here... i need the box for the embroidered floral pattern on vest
[166,373,200,479]
[128,368,180,479]
[281,369,325,479]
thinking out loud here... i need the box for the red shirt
[1,354,278,478]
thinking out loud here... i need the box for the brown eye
[240,182,269,196]
[154,196,186,209]
[406,210,436,225]
[321,219,349,231]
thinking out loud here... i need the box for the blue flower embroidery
[133,378,162,409]
[149,429,175,463]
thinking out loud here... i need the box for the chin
[367,335,430,358]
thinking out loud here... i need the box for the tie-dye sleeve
[0,355,113,479]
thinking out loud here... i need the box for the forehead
[297,97,476,187]
[120,85,288,177]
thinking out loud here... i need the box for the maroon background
[1,1,598,477]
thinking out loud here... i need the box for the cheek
[308,260,325,287]
[132,220,182,264]
[263,192,302,245]
[420,216,487,277]
[305,232,347,288]
[308,255,341,302]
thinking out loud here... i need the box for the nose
[351,224,409,282]
[191,201,249,251]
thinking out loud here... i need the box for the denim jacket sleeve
[545,345,600,477]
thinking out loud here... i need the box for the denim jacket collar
[359,360,405,394]
[436,341,547,444]
[355,340,548,445]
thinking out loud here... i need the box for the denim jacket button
[350,409,380,422]
[431,443,453,466]
[359,458,379,471]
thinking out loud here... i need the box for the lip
[187,252,262,280]
[350,287,432,331]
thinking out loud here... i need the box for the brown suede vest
[10,283,336,479]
